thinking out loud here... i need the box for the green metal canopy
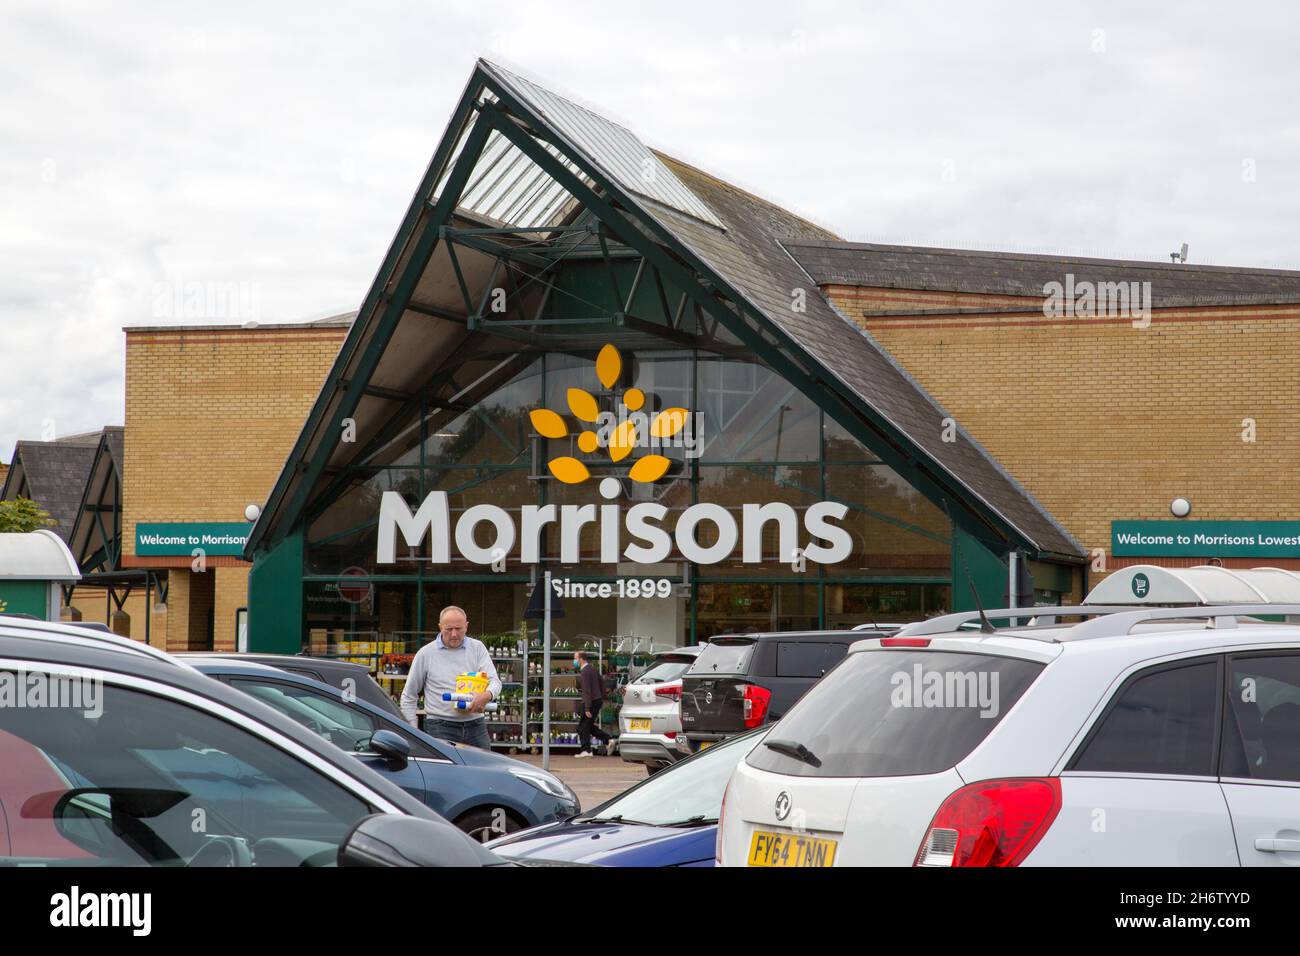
[245,60,1084,564]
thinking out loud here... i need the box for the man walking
[574,650,614,758]
[400,606,501,749]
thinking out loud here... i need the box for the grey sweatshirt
[400,635,502,725]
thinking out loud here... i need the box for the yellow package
[454,671,490,695]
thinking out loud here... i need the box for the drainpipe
[1009,550,1020,627]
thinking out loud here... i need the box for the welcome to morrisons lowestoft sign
[1112,520,1300,559]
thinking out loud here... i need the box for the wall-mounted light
[1170,497,1192,518]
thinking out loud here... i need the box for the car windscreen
[590,731,764,825]
[632,660,692,685]
[688,639,755,676]
[746,650,1043,778]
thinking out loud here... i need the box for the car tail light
[739,684,771,728]
[881,637,930,647]
[715,778,732,865]
[664,731,677,739]
[915,777,1062,867]
[654,684,682,701]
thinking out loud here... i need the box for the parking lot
[516,753,645,810]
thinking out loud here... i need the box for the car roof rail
[893,606,1146,638]
[0,616,188,668]
[1061,604,1300,642]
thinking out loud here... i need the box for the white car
[718,603,1300,867]
[618,646,702,774]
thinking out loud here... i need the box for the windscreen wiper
[661,815,716,828]
[763,738,822,768]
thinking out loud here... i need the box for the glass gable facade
[299,343,953,650]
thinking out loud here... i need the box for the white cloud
[4,0,1300,458]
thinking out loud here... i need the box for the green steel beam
[441,229,554,270]
[302,350,537,528]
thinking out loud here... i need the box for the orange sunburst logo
[529,344,690,484]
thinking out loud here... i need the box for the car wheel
[455,807,524,844]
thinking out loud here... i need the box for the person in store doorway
[574,650,615,758]
[400,605,501,749]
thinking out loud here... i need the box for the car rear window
[746,649,1043,777]
[632,660,692,684]
[776,641,847,678]
[688,639,755,676]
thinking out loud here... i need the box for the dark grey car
[680,629,893,754]
[0,617,499,867]
[175,652,401,718]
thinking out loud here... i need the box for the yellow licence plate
[747,830,838,867]
[629,718,652,732]
[698,740,715,751]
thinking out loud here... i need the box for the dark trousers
[578,702,611,752]
[426,717,491,749]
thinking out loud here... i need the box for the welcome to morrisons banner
[1112,520,1300,559]
[136,522,251,557]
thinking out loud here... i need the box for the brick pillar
[213,564,251,653]
[165,571,192,653]
[149,599,168,650]
[110,609,131,638]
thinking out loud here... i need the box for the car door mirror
[369,729,411,769]
[24,787,189,859]
[337,813,497,867]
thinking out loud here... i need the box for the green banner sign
[1112,521,1300,558]
[136,522,251,557]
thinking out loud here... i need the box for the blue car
[188,657,579,841]
[487,728,766,866]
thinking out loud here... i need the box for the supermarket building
[240,60,1093,654]
[7,61,1296,653]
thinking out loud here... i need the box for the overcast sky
[5,1,1300,460]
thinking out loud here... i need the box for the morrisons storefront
[243,61,1085,656]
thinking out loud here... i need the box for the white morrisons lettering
[376,490,853,566]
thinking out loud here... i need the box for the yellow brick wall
[165,571,194,652]
[213,564,250,652]
[824,286,1300,575]
[123,327,345,646]
[64,586,152,636]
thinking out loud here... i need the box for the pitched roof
[1,438,98,542]
[68,427,125,571]
[783,239,1300,308]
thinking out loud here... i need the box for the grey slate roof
[102,426,124,476]
[648,158,1084,559]
[2,438,98,542]
[783,239,1300,308]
